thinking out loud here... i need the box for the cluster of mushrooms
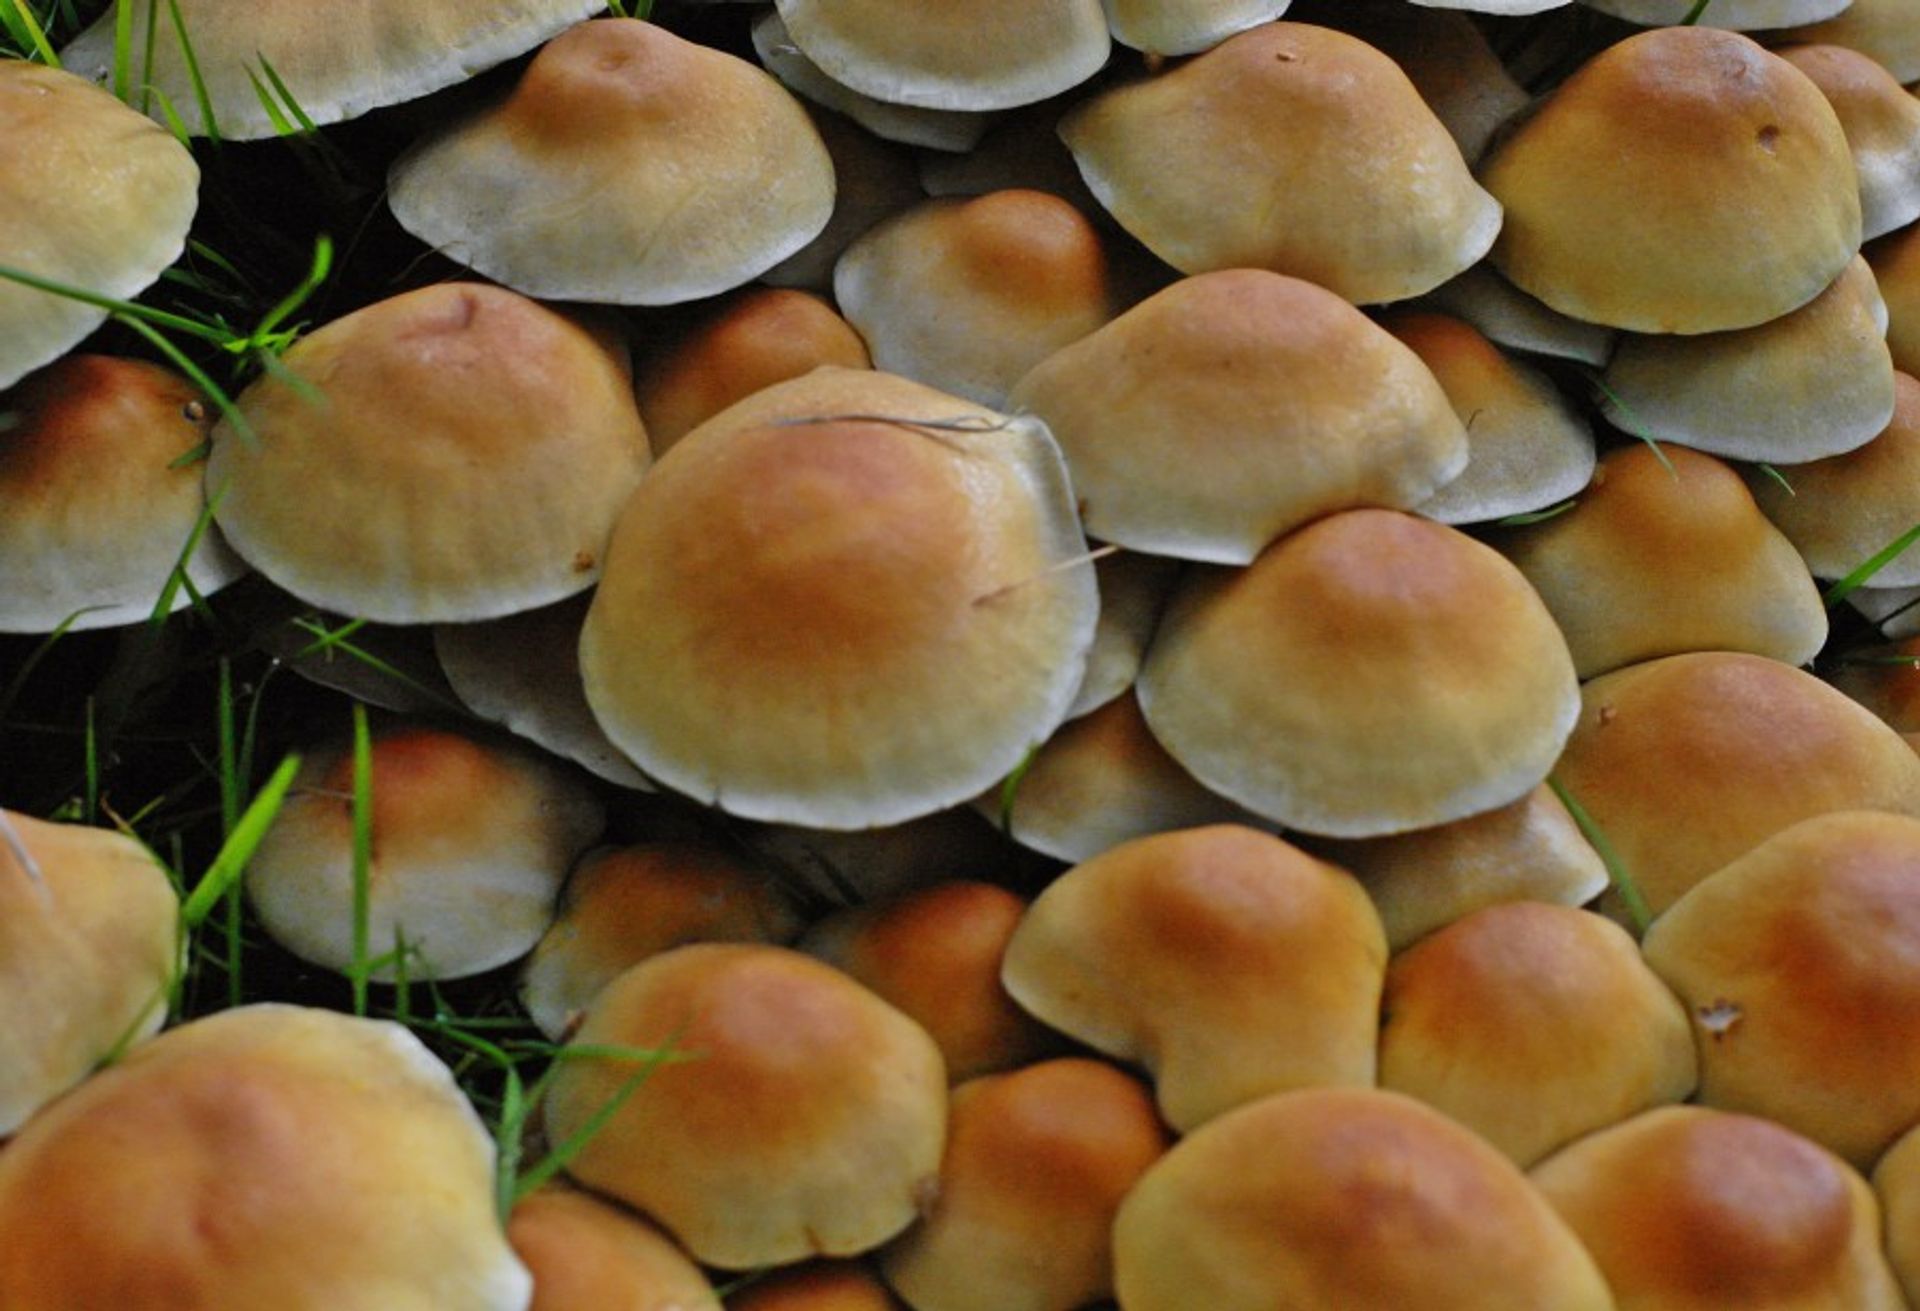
[16,0,1920,1305]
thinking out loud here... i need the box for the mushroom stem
[0,809,51,903]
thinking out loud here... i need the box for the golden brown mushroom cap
[1873,1118,1920,1307]
[1781,44,1920,240]
[507,1188,715,1311]
[729,1262,903,1310]
[1777,0,1920,85]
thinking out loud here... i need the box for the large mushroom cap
[389,18,835,305]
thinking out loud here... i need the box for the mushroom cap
[1378,309,1596,525]
[1139,509,1580,837]
[1112,1087,1614,1310]
[207,282,651,624]
[60,0,603,139]
[1010,269,1467,564]
[507,1188,716,1311]
[762,108,928,293]
[388,18,835,305]
[834,189,1124,407]
[752,11,991,153]
[1534,1105,1905,1311]
[544,943,948,1270]
[1849,581,1920,639]
[729,1262,903,1310]
[1421,263,1617,367]
[0,1004,531,1310]
[1060,22,1501,304]
[1555,652,1920,920]
[1643,810,1920,1167]
[0,62,198,389]
[1781,43,1920,240]
[1598,255,1895,463]
[1868,218,1920,379]
[1102,0,1291,56]
[737,805,1036,905]
[1064,548,1179,720]
[0,355,245,634]
[520,841,802,1041]
[1579,0,1848,33]
[878,1059,1170,1311]
[244,724,606,982]
[1748,371,1920,585]
[580,367,1097,830]
[1480,27,1860,334]
[1494,442,1829,679]
[774,0,1109,110]
[1000,824,1387,1132]
[1830,635,1920,732]
[0,811,178,1135]
[1379,902,1698,1167]
[1777,0,1920,85]
[1874,1118,1920,1307]
[1329,3,1535,163]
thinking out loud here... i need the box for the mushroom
[506,1187,716,1311]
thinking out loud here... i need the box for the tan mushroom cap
[545,943,948,1270]
[1064,549,1178,719]
[730,1262,904,1310]
[1112,1087,1614,1310]
[1850,582,1920,639]
[387,19,835,305]
[1140,509,1580,837]
[507,1188,715,1311]
[1380,902,1697,1167]
[0,810,178,1136]
[1302,783,1610,952]
[1749,371,1920,585]
[1580,0,1847,33]
[918,101,1108,222]
[0,1004,531,1310]
[1377,310,1596,525]
[1481,27,1860,334]
[1781,45,1920,240]
[580,367,1097,830]
[774,0,1109,111]
[1776,0,1920,85]
[1331,4,1534,164]
[1557,652,1920,922]
[0,355,245,633]
[1643,811,1920,1167]
[208,282,650,624]
[1868,220,1920,379]
[1495,443,1828,679]
[763,109,927,293]
[250,607,463,717]
[520,841,802,1041]
[799,881,1057,1083]
[60,0,601,140]
[1010,270,1467,564]
[0,62,198,389]
[244,724,605,982]
[1422,263,1618,367]
[1875,1119,1920,1306]
[1000,825,1387,1133]
[752,12,991,153]
[1061,23,1501,304]
[835,190,1124,407]
[1533,1106,1905,1311]
[738,805,1037,905]
[633,289,872,457]
[878,1059,1170,1311]
[1598,256,1895,463]
[1831,636,1920,731]
[1103,0,1290,56]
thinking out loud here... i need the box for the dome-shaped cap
[1777,0,1920,84]
[1327,4,1536,158]
[761,107,927,293]
[1140,509,1580,837]
[0,62,198,389]
[1782,44,1920,240]
[1580,0,1847,33]
[389,19,835,305]
[1065,548,1179,720]
[752,11,991,153]
[729,1262,904,1310]
[1868,219,1920,379]
[207,282,651,624]
[1061,22,1501,304]
[580,367,1097,830]
[1421,263,1617,366]
[1104,0,1290,56]
[507,1187,715,1311]
[1874,1118,1920,1307]
[1481,27,1860,334]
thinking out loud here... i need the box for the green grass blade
[0,264,233,343]
[1548,776,1652,934]
[179,751,300,928]
[246,234,332,349]
[145,477,227,630]
[512,1039,686,1205]
[1824,523,1920,609]
[0,0,60,65]
[997,741,1042,836]
[348,702,374,1016]
[1587,373,1677,478]
[114,313,257,447]
[162,0,217,140]
[243,63,295,137]
[82,697,98,825]
[254,53,317,134]
[1496,500,1577,527]
[1756,463,1795,497]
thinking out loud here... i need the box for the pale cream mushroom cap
[1102,0,1291,56]
[0,1004,531,1310]
[545,943,948,1269]
[60,0,603,139]
[388,19,835,305]
[1139,510,1580,837]
[0,811,178,1135]
[752,12,992,153]
[1481,27,1860,333]
[1065,549,1179,720]
[1599,256,1895,462]
[1782,44,1920,240]
[1776,0,1920,84]
[1000,824,1387,1132]
[1580,0,1847,34]
[739,805,1035,905]
[1868,219,1920,379]
[1422,264,1618,367]
[1850,582,1920,639]
[762,109,927,292]
[1327,4,1534,164]
[507,1187,715,1311]
[1061,22,1501,304]
[1009,270,1468,564]
[1556,652,1920,921]
[0,62,198,389]
[207,282,651,624]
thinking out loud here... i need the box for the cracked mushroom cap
[0,810,179,1136]
[1112,1087,1614,1310]
[0,61,198,389]
[0,1003,531,1310]
[507,1187,715,1311]
[207,282,651,624]
[1061,22,1500,304]
[388,18,835,305]
[1000,824,1387,1132]
[1782,44,1920,241]
[0,355,245,634]
[60,0,603,140]
[1481,27,1860,334]
[1139,509,1580,837]
[544,943,948,1270]
[580,367,1097,830]
[1642,810,1920,1168]
[1008,269,1468,564]
[1534,1106,1905,1311]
